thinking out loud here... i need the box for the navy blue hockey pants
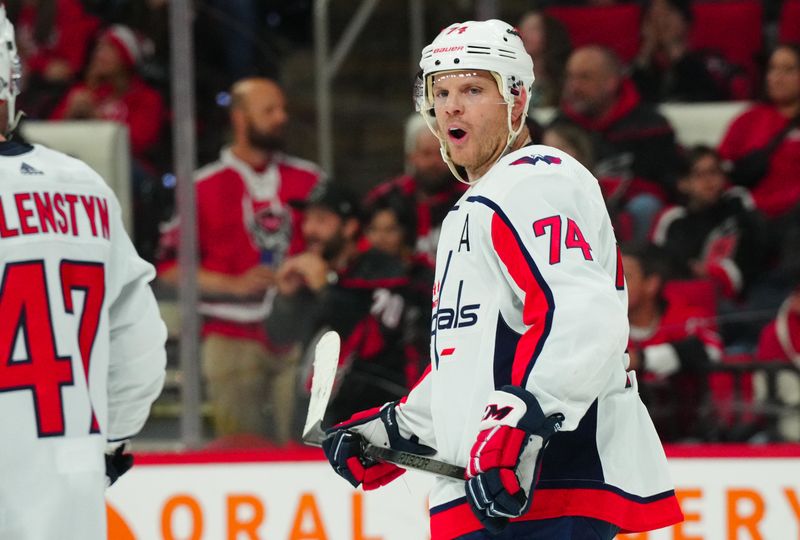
[455,516,620,539]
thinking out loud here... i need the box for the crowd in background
[10,0,800,445]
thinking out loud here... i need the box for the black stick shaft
[363,444,465,480]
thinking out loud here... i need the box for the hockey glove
[465,386,564,534]
[322,400,435,490]
[105,442,134,487]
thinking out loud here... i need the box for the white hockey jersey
[390,146,683,538]
[0,141,166,540]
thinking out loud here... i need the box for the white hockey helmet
[0,4,21,135]
[414,20,534,183]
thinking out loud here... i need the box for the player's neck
[467,127,531,181]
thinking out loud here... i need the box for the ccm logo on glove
[482,404,513,421]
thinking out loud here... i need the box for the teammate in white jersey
[0,7,166,539]
[323,19,684,540]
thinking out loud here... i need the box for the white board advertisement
[105,446,800,540]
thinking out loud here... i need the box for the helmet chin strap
[6,109,23,137]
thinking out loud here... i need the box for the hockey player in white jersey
[323,19,684,539]
[0,6,166,539]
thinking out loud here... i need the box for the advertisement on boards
[105,446,800,540]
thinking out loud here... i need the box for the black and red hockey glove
[465,386,564,533]
[322,400,435,490]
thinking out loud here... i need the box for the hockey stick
[301,330,465,480]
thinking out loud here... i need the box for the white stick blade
[302,331,341,443]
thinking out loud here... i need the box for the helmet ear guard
[413,69,436,120]
[0,4,22,136]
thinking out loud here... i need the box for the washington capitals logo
[510,154,562,166]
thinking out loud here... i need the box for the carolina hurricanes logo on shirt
[249,202,291,263]
[510,154,562,167]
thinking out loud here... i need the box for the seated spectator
[517,9,572,108]
[364,114,464,267]
[51,24,164,162]
[650,146,767,300]
[82,0,171,84]
[9,0,100,118]
[631,0,749,103]
[552,45,681,242]
[727,185,800,351]
[363,189,417,263]
[623,244,724,441]
[363,191,433,386]
[755,286,800,440]
[717,43,800,332]
[718,44,800,224]
[275,184,413,424]
[50,24,167,258]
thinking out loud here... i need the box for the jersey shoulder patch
[508,153,563,167]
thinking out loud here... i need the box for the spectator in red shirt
[551,45,682,243]
[157,77,323,444]
[51,24,164,163]
[623,244,724,441]
[9,0,100,117]
[50,24,167,258]
[719,44,800,222]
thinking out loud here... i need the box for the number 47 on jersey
[0,259,105,437]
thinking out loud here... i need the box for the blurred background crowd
[11,0,800,447]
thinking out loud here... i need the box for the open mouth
[448,127,467,141]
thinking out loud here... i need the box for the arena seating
[690,0,763,88]
[780,0,800,44]
[545,4,642,62]
[20,120,133,234]
[530,101,750,148]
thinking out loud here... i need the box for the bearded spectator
[157,77,323,444]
